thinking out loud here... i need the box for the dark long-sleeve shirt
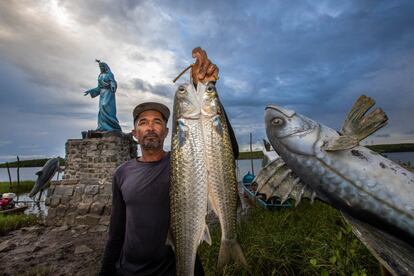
[100,153,175,276]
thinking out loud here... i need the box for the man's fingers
[191,47,219,84]
[198,59,210,80]
[206,63,217,75]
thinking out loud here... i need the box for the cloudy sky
[0,0,413,162]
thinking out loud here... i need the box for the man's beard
[141,132,162,150]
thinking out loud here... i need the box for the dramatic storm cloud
[0,0,413,162]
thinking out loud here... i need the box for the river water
[17,190,49,217]
[0,167,57,216]
[0,167,64,182]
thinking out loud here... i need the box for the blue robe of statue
[85,62,121,132]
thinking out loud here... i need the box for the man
[100,101,173,275]
[99,48,237,275]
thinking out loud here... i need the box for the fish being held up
[170,82,248,276]
[170,83,210,276]
[259,95,414,244]
[200,82,248,271]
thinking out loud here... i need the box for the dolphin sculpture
[29,157,60,198]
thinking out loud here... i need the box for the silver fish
[200,82,248,271]
[170,83,211,276]
[29,157,59,197]
[262,96,414,243]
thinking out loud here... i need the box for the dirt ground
[0,186,249,275]
[0,224,108,276]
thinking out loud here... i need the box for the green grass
[199,201,379,275]
[0,214,38,236]
[0,181,34,195]
[238,151,264,160]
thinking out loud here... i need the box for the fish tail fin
[217,239,249,273]
[325,95,388,151]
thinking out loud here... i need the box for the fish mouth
[265,104,317,139]
[265,105,296,118]
[278,128,316,140]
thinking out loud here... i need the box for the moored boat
[241,172,292,210]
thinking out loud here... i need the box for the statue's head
[95,59,110,73]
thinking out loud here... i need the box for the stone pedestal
[46,132,137,229]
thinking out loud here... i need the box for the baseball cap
[133,102,170,123]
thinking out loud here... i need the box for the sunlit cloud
[0,0,413,163]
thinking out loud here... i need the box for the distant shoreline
[236,143,414,160]
[0,158,65,168]
[1,143,413,167]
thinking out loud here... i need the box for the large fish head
[265,105,320,156]
[200,82,226,136]
[200,82,221,117]
[174,83,201,119]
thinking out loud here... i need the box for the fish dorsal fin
[254,156,319,206]
[324,95,388,151]
[35,171,43,176]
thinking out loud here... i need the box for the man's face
[132,110,168,151]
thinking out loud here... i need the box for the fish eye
[206,85,215,93]
[271,118,284,126]
[178,85,186,94]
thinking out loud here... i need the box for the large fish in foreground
[200,83,248,271]
[258,95,414,244]
[170,83,210,276]
[29,157,60,197]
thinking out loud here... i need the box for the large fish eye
[271,117,284,126]
[178,85,186,94]
[206,85,215,93]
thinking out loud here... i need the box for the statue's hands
[84,91,89,96]
[191,47,219,85]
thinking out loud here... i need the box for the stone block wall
[46,133,137,230]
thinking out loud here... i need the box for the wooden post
[250,132,255,176]
[16,156,20,194]
[6,162,12,191]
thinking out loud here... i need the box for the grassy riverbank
[0,214,38,236]
[367,143,414,153]
[199,201,379,275]
[0,181,34,195]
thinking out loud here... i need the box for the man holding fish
[100,48,239,276]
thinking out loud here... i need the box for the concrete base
[46,132,137,229]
